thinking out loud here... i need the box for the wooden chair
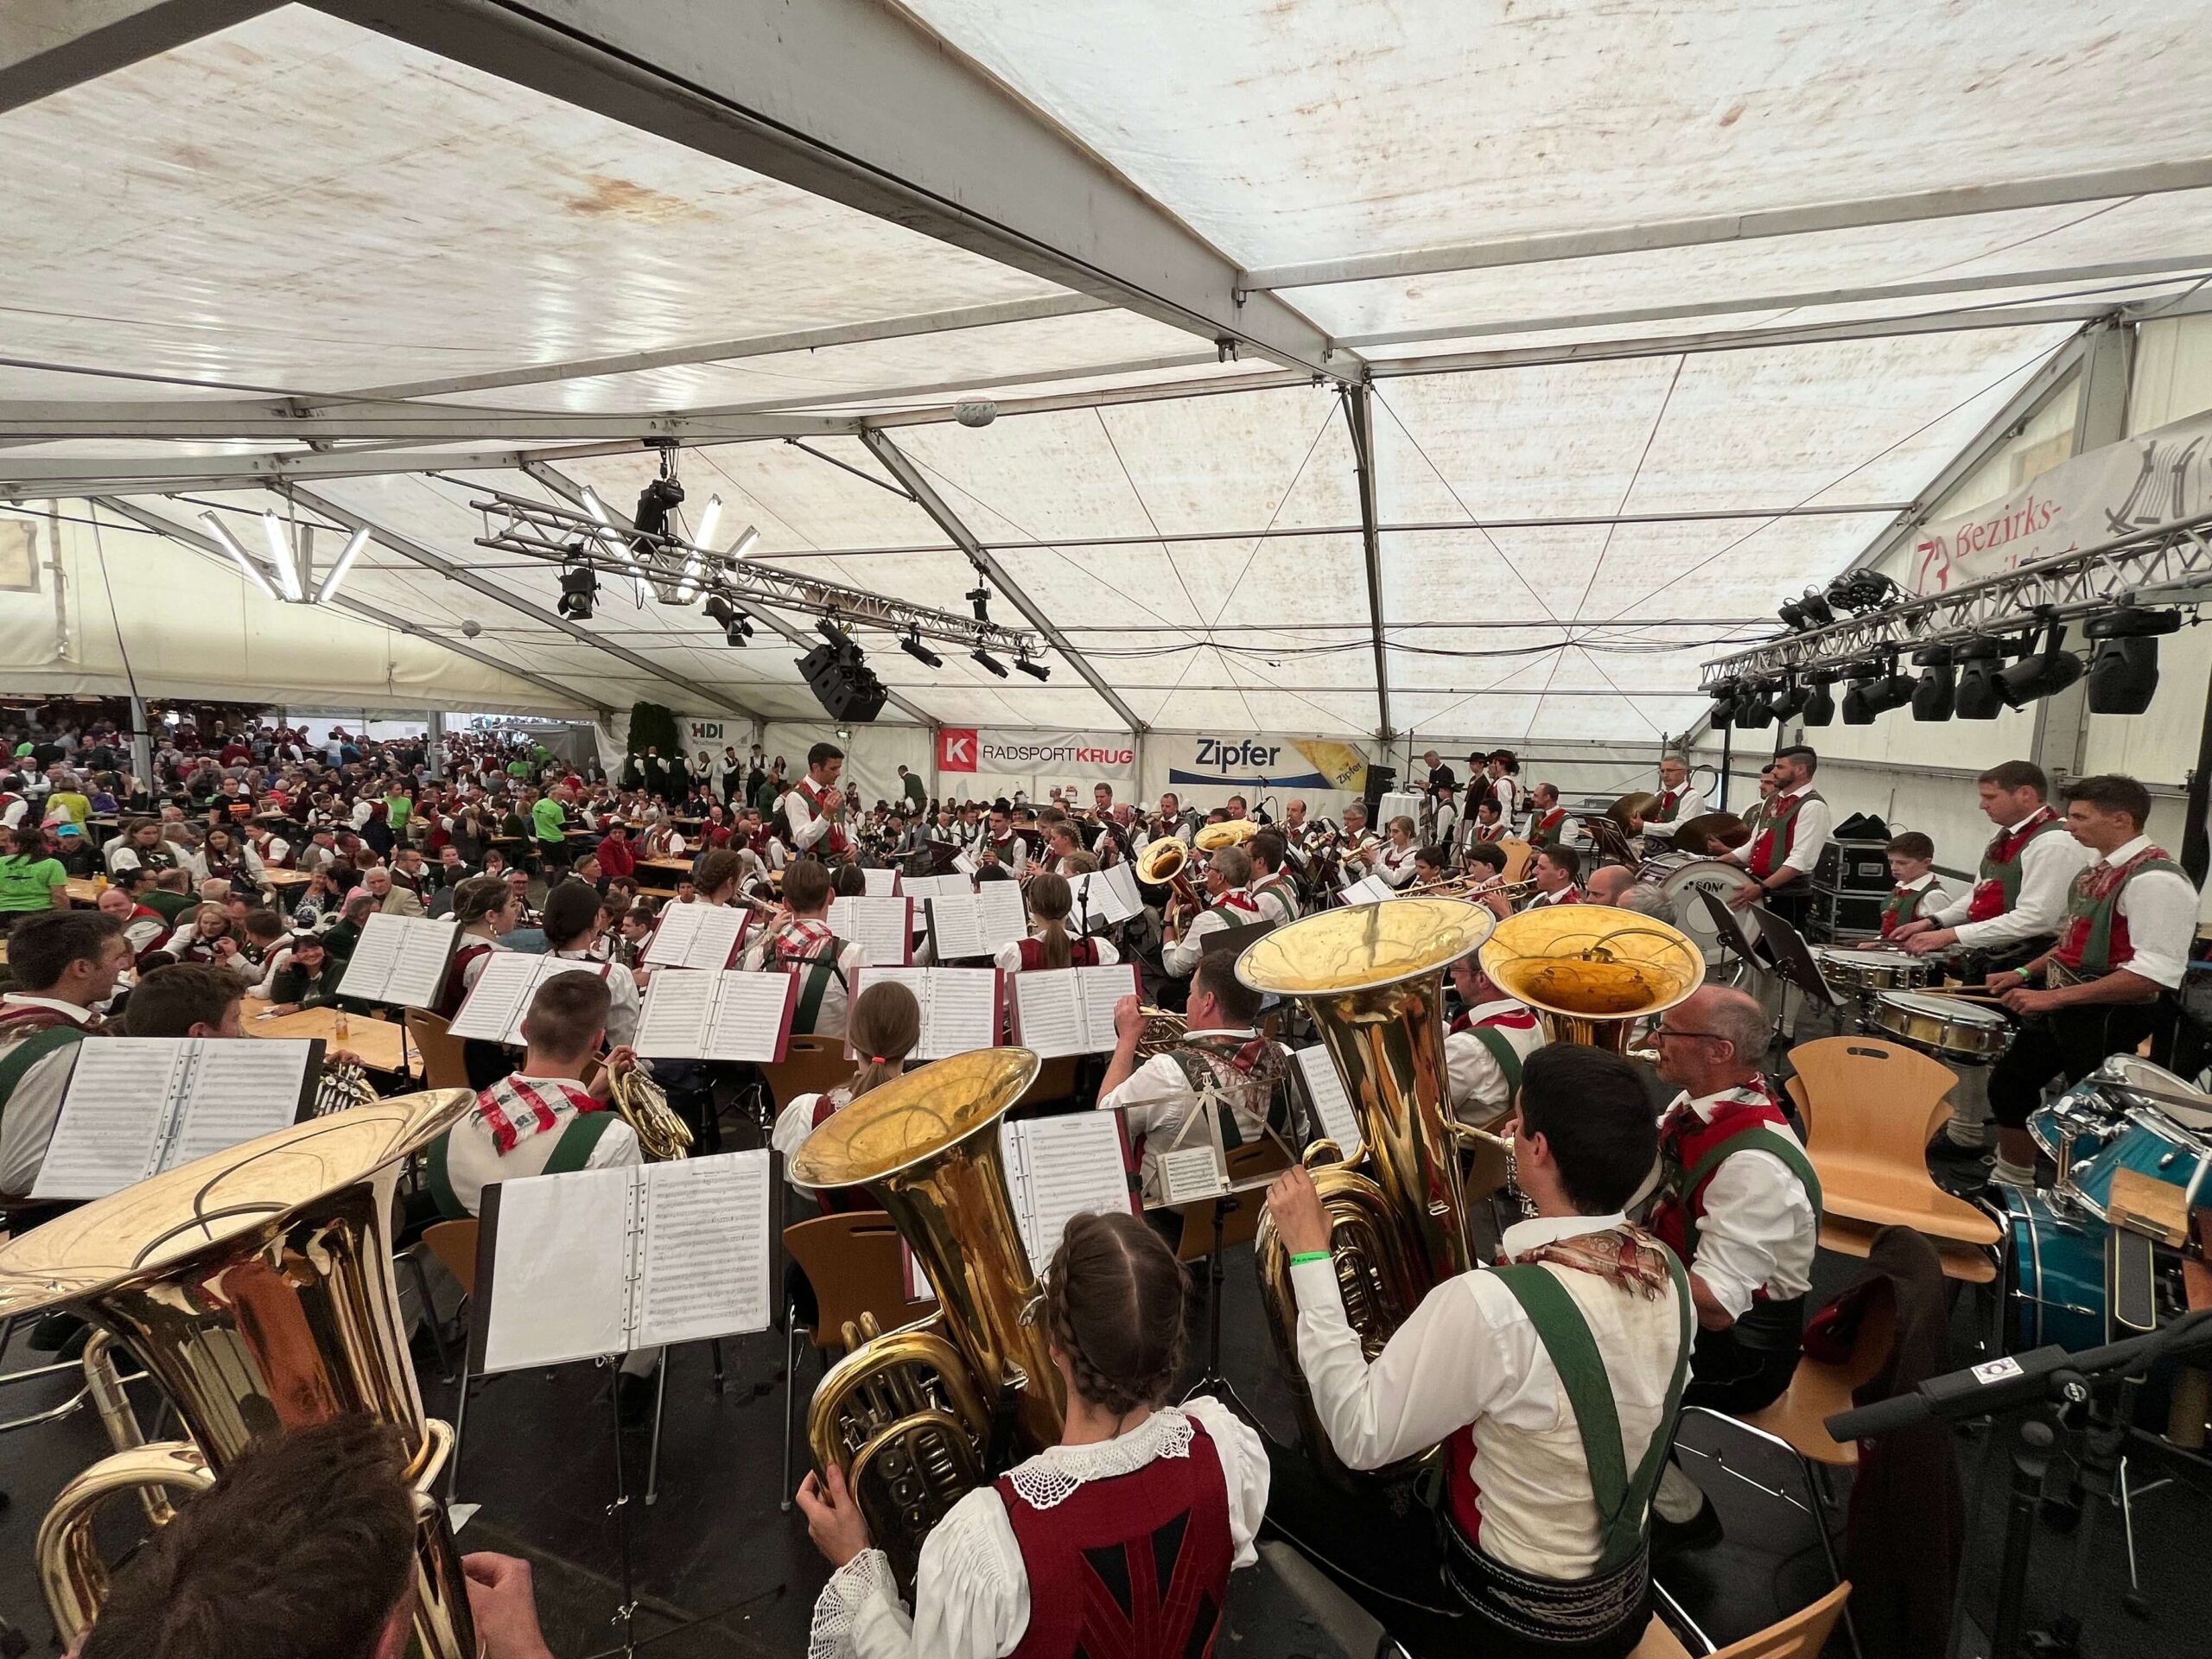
[1015,1055,1081,1109]
[1497,836,1535,883]
[780,1211,935,1512]
[1631,1581,1851,1659]
[761,1037,860,1122]
[404,1008,471,1092]
[1789,1036,1999,1248]
[416,1219,479,1502]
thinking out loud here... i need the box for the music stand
[1199,917,1278,959]
[1749,902,1840,1015]
[899,842,961,879]
[1697,887,1768,977]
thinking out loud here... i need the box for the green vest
[425,1110,622,1222]
[2059,847,2190,976]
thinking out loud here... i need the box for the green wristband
[2016,967,2034,981]
[1288,1250,1333,1266]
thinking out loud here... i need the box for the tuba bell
[1194,818,1258,851]
[0,1090,480,1655]
[791,1047,1064,1587]
[1479,902,1705,1051]
[1135,834,1204,917]
[1236,899,1495,1462]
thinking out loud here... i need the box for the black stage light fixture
[1014,653,1050,682]
[1950,637,2009,719]
[967,583,992,623]
[795,613,887,721]
[1999,619,2083,709]
[557,558,599,621]
[2084,607,2183,714]
[899,629,944,669]
[1767,675,1808,722]
[1707,679,1738,729]
[1733,678,1776,728]
[1840,656,1911,725]
[703,594,753,646]
[1910,645,1955,721]
[1826,570,1904,615]
[1799,669,1838,728]
[1796,588,1835,629]
[971,647,1009,678]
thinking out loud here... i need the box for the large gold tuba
[1479,902,1705,1051]
[0,1090,480,1655]
[791,1047,1064,1586]
[1236,899,1494,1454]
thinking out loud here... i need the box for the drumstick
[1909,987,2012,1004]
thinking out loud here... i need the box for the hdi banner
[1910,407,2212,594]
[1158,734,1370,793]
[937,728,1139,781]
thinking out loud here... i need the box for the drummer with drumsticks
[1861,832,1957,942]
[1890,761,2090,969]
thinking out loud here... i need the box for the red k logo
[938,728,978,772]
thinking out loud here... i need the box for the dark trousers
[1987,1001,2163,1130]
[1681,1294,1804,1415]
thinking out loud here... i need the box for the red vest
[1748,789,1822,881]
[1648,1088,1790,1268]
[997,1421,1231,1659]
[809,1092,883,1216]
[1967,807,2064,923]
[1017,935,1099,970]
[1533,807,1568,845]
[439,941,498,1020]
[796,777,849,857]
[2053,842,2186,977]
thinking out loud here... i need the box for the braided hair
[1042,1211,1189,1421]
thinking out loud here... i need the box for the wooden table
[242,998,418,1077]
[263,868,312,892]
[634,857,692,896]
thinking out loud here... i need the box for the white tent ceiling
[1,0,2206,742]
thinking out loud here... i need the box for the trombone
[1395,873,1540,901]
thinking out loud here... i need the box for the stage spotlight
[1791,588,1835,629]
[968,583,992,623]
[1707,680,1738,729]
[630,475,684,563]
[1826,570,1904,614]
[2084,607,2182,714]
[1910,645,1955,721]
[557,559,599,621]
[1840,658,1911,725]
[1951,638,2008,719]
[1777,599,1810,632]
[1799,671,1837,728]
[1734,679,1776,728]
[1014,654,1050,682]
[703,594,753,646]
[1999,620,2083,709]
[899,630,944,669]
[971,647,1009,678]
[1768,676,1808,721]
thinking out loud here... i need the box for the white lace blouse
[808,1397,1268,1659]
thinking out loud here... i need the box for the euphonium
[1194,818,1258,851]
[1479,902,1705,1051]
[0,1090,480,1654]
[791,1048,1064,1587]
[1135,834,1203,916]
[1236,899,1495,1459]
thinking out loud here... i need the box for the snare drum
[1814,945,1929,996]
[1867,990,2014,1061]
[2001,1185,2107,1351]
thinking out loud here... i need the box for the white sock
[1653,1460,1707,1522]
[1945,1122,1990,1150]
[1991,1157,2035,1189]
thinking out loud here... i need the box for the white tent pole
[127,692,152,796]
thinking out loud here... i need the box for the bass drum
[1659,859,1762,965]
[2068,1112,2212,1221]
[2001,1185,2107,1351]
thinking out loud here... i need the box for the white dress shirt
[549,949,639,1047]
[1444,1000,1547,1124]
[808,1399,1267,1659]
[0,996,99,1194]
[2071,834,2197,988]
[1160,890,1256,978]
[1291,1213,1687,1580]
[1649,784,1707,827]
[785,779,846,856]
[1727,782,1831,880]
[741,926,866,1038]
[1929,815,2094,949]
[438,1073,639,1217]
[1375,840,1419,889]
[1659,1087,1816,1319]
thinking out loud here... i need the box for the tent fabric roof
[3,3,2205,740]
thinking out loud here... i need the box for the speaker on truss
[797,631,887,723]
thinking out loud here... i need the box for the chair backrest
[1015,1054,1080,1109]
[1710,1581,1852,1659]
[404,1007,471,1092]
[784,1211,933,1348]
[763,1037,861,1114]
[1789,1036,1956,1163]
[423,1218,480,1300]
[1498,837,1535,882]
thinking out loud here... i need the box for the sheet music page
[642,902,704,968]
[677,906,749,970]
[336,912,405,1000]
[634,1151,772,1347]
[925,895,988,963]
[918,969,999,1059]
[1011,970,1084,1058]
[444,952,544,1042]
[384,918,460,1009]
[1294,1046,1363,1160]
[634,968,716,1057]
[701,974,794,1062]
[1159,1144,1229,1205]
[1340,874,1393,906]
[1068,869,1136,927]
[479,1166,635,1373]
[168,1040,315,1167]
[1102,861,1143,917]
[861,867,899,898]
[1004,1114,1133,1275]
[31,1039,185,1198]
[905,874,970,905]
[830,897,912,966]
[953,849,978,876]
[1077,965,1136,1050]
[976,881,1029,953]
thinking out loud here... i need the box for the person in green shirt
[45,779,91,826]
[506,757,532,781]
[383,788,413,837]
[0,824,69,924]
[531,790,569,873]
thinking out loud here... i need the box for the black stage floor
[2,1208,2208,1657]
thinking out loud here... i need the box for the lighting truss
[470,489,1038,654]
[1701,511,2212,690]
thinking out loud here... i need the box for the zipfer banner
[1160,734,1369,793]
[937,728,1138,782]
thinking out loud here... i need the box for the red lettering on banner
[938,728,978,772]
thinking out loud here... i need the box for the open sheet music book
[1293,1046,1363,1160]
[827,896,915,966]
[446,955,607,1044]
[924,883,1028,963]
[33,1038,322,1199]
[902,873,972,906]
[860,867,899,898]
[846,967,1002,1061]
[1067,864,1141,930]
[1338,874,1396,906]
[1008,963,1140,1058]
[474,1150,773,1374]
[335,913,461,1008]
[634,970,795,1062]
[905,1110,1136,1300]
[953,849,979,877]
[642,903,750,970]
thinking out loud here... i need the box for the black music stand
[899,842,962,879]
[1750,901,1840,1015]
[1200,918,1279,959]
[1697,887,1768,976]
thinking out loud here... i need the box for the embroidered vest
[1017,935,1100,971]
[1747,789,1822,881]
[1967,808,2066,922]
[796,777,849,857]
[1648,1090,1821,1275]
[1649,788,1683,824]
[1162,1032,1289,1149]
[1878,884,1935,938]
[996,1421,1232,1659]
[2053,843,2189,977]
[1533,807,1568,847]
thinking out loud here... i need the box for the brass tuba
[1479,902,1705,1051]
[0,1090,480,1655]
[1236,899,1495,1456]
[1194,818,1259,851]
[791,1048,1064,1587]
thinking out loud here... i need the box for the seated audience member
[772,981,922,1205]
[365,864,426,918]
[800,1211,1267,1659]
[74,1414,556,1659]
[99,877,170,960]
[266,932,344,1014]
[0,911,131,1195]
[143,864,199,925]
[320,889,379,960]
[0,823,69,927]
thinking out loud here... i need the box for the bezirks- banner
[938,728,1137,780]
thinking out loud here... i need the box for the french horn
[608,1056,694,1161]
[0,1090,480,1655]
[1479,902,1705,1051]
[791,1048,1063,1588]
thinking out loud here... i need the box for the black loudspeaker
[1363,764,1397,818]
[796,643,887,722]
